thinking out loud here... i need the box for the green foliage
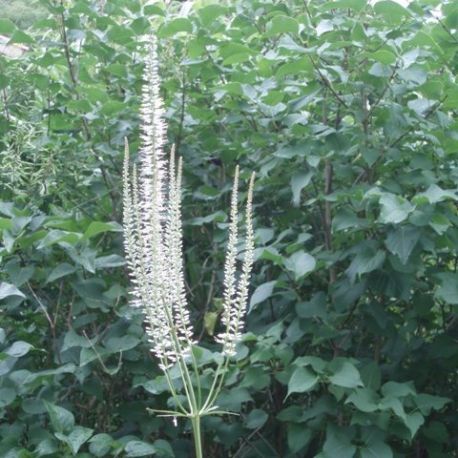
[1,0,457,456]
[0,0,47,29]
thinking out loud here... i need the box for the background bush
[0,0,457,457]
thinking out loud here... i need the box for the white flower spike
[122,35,255,458]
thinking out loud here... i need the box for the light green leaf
[89,433,113,457]
[63,426,94,455]
[286,366,319,398]
[95,254,125,269]
[284,251,316,280]
[404,412,424,439]
[290,171,313,206]
[10,30,35,44]
[346,247,385,282]
[0,282,25,301]
[37,230,82,249]
[381,381,416,398]
[245,409,268,429]
[105,335,139,353]
[249,281,276,312]
[45,402,75,433]
[153,439,174,457]
[416,184,457,204]
[266,15,299,36]
[46,263,76,283]
[322,425,356,458]
[385,226,421,264]
[414,394,450,415]
[5,341,33,357]
[360,438,393,458]
[62,329,93,352]
[345,388,379,413]
[379,194,414,224]
[435,273,458,305]
[125,440,157,457]
[328,361,363,388]
[158,18,192,37]
[371,50,397,65]
[0,388,16,408]
[288,424,312,453]
[374,0,411,24]
[0,19,16,34]
[323,0,367,11]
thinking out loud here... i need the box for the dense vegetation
[0,0,457,457]
[0,0,47,29]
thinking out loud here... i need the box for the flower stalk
[122,36,255,457]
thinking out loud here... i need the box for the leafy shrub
[0,0,457,457]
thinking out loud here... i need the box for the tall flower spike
[164,146,195,352]
[123,34,256,458]
[215,166,239,353]
[123,37,177,370]
[123,35,255,371]
[216,170,255,357]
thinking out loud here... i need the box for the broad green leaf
[0,282,25,300]
[316,19,334,36]
[100,100,125,116]
[323,0,367,11]
[286,366,319,398]
[381,381,415,398]
[37,230,82,249]
[360,438,393,458]
[249,281,276,312]
[379,396,406,420]
[56,426,94,455]
[46,263,76,283]
[0,387,16,408]
[345,388,379,413]
[416,184,457,204]
[290,171,313,206]
[379,194,414,224]
[45,402,75,433]
[125,440,156,457]
[328,361,363,388]
[414,394,450,415]
[10,30,35,44]
[284,251,316,280]
[404,412,424,439]
[266,16,299,36]
[0,19,16,34]
[94,254,125,269]
[374,0,411,24]
[385,226,421,264]
[245,409,268,429]
[371,50,397,65]
[89,434,113,457]
[62,329,93,352]
[288,424,312,453]
[5,341,33,357]
[346,246,385,282]
[322,425,356,458]
[198,5,227,26]
[158,18,192,37]
[104,335,139,353]
[153,439,174,457]
[435,273,458,305]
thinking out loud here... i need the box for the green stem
[191,415,203,458]
[202,356,230,412]
[190,347,202,407]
